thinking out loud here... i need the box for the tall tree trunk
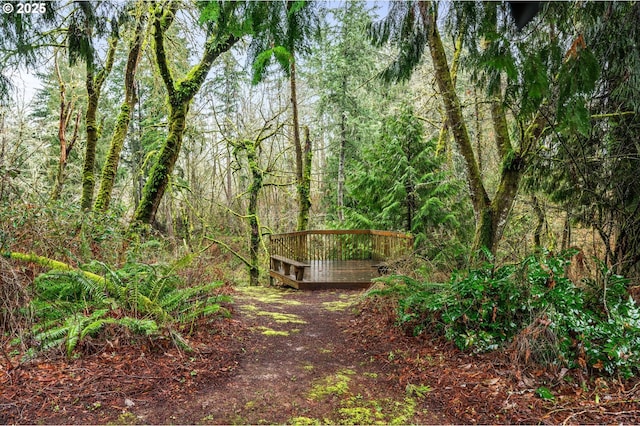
[561,208,571,251]
[435,30,463,159]
[132,81,144,210]
[290,56,311,231]
[297,126,312,230]
[532,195,545,248]
[94,14,146,212]
[247,141,262,286]
[80,37,118,210]
[237,121,281,285]
[0,104,5,201]
[131,3,238,227]
[133,101,188,226]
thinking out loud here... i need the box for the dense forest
[1,0,640,423]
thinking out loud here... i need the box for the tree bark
[246,141,262,286]
[290,54,312,231]
[131,2,238,227]
[94,14,146,212]
[532,195,545,248]
[297,126,312,230]
[80,37,118,210]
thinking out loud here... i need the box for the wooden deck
[269,230,412,290]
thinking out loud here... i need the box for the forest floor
[2,285,640,425]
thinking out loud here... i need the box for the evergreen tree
[307,0,384,223]
[343,103,468,258]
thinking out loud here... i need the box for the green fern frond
[79,319,107,340]
[64,315,83,357]
[171,252,197,271]
[34,324,68,347]
[179,301,230,323]
[40,335,66,352]
[116,317,159,336]
[75,273,109,305]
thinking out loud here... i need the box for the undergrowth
[1,201,233,360]
[370,249,640,378]
[20,260,231,358]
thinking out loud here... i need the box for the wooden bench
[270,255,310,281]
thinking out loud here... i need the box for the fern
[115,317,159,336]
[24,256,232,357]
[34,323,67,352]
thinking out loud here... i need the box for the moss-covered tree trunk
[94,14,146,212]
[80,37,118,210]
[233,120,281,286]
[133,102,188,226]
[130,2,238,227]
[297,126,312,230]
[421,1,531,256]
[246,141,262,286]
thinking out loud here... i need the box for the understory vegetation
[370,250,640,378]
[1,203,234,361]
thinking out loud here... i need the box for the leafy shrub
[371,250,640,377]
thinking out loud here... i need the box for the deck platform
[269,230,412,290]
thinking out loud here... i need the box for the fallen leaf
[483,378,500,386]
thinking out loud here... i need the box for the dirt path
[135,286,449,425]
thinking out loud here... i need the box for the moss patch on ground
[256,311,306,324]
[296,369,422,425]
[252,326,291,336]
[321,300,354,312]
[235,286,302,305]
[308,369,355,400]
[240,304,306,324]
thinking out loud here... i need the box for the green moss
[308,369,355,400]
[337,406,384,425]
[108,412,140,425]
[256,311,306,324]
[253,326,289,336]
[289,417,322,425]
[321,300,354,312]
[236,286,301,306]
[337,396,417,425]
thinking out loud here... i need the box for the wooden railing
[269,230,413,262]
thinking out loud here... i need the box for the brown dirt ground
[2,285,639,424]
